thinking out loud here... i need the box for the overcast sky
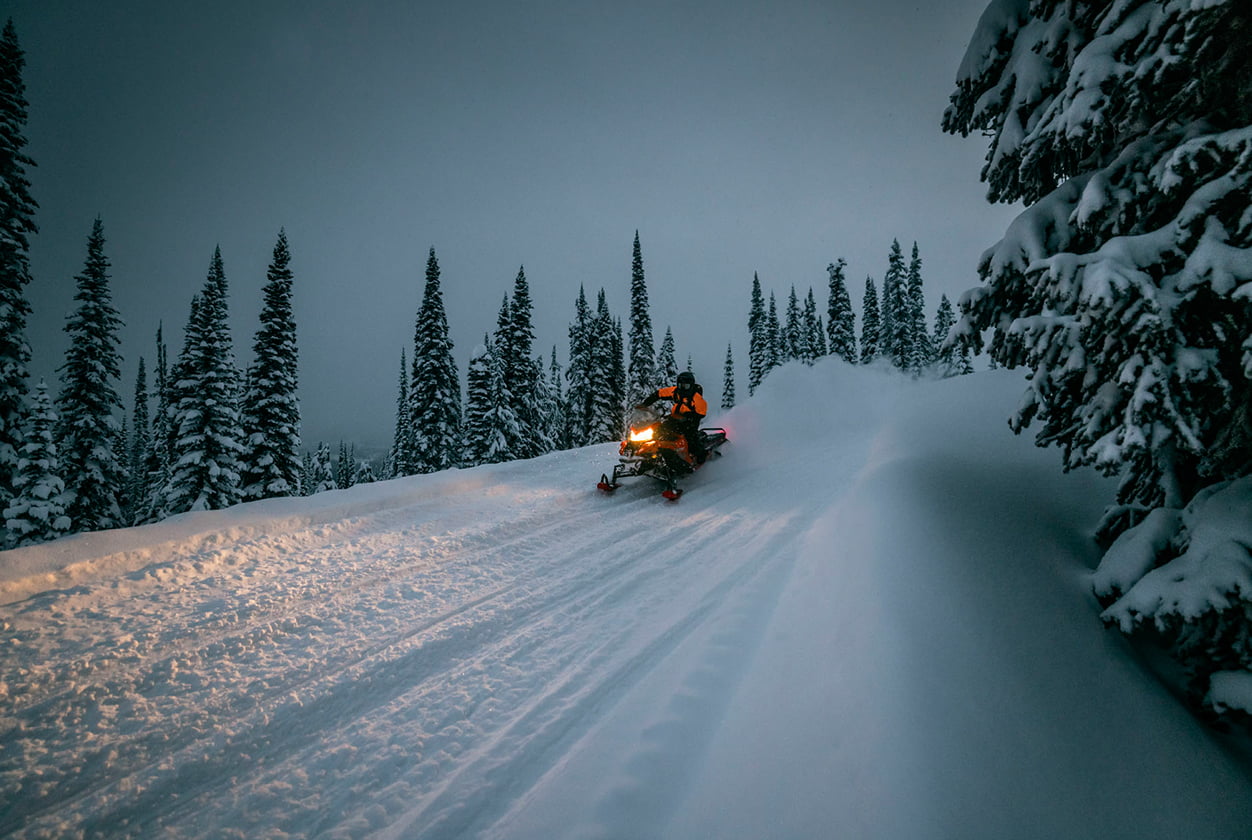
[9,0,1016,451]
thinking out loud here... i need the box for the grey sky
[10,0,1015,451]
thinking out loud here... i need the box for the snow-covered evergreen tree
[803,287,825,363]
[748,273,768,395]
[946,0,1252,721]
[409,248,461,473]
[905,242,932,374]
[530,354,560,454]
[3,381,69,546]
[565,286,595,447]
[125,357,150,524]
[783,286,803,363]
[240,229,301,501]
[300,449,314,496]
[311,442,336,493]
[932,294,959,376]
[765,294,781,374]
[547,347,568,450]
[56,218,125,533]
[163,248,244,514]
[655,326,678,387]
[390,349,411,477]
[721,343,736,410]
[0,21,38,527]
[589,291,623,443]
[881,239,912,370]
[627,231,656,406]
[505,266,540,457]
[826,259,857,364]
[464,337,516,465]
[139,326,171,524]
[860,276,880,364]
[356,460,376,484]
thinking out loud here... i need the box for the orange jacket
[655,385,707,418]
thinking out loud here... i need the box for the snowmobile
[597,405,728,500]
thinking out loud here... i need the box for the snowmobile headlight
[629,426,654,442]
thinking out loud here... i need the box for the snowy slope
[2,362,1250,840]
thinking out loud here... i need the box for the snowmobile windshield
[628,406,663,430]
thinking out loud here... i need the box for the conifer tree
[531,354,560,454]
[0,20,38,522]
[826,259,857,363]
[311,442,336,493]
[783,286,803,363]
[721,343,736,410]
[163,248,244,513]
[946,0,1252,720]
[747,273,768,395]
[860,276,880,364]
[3,381,69,546]
[766,294,781,374]
[300,450,314,495]
[565,286,595,446]
[409,248,461,473]
[627,231,656,406]
[589,291,622,443]
[882,239,912,369]
[390,349,412,477]
[126,357,150,524]
[932,294,959,375]
[905,242,932,373]
[356,460,377,484]
[56,218,125,533]
[139,326,172,523]
[464,337,516,465]
[655,326,678,386]
[803,288,824,363]
[241,229,301,501]
[506,267,540,456]
[548,347,569,450]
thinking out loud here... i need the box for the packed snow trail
[2,362,1251,839]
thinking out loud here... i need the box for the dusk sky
[9,0,1018,451]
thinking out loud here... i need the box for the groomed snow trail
[3,362,1251,840]
[1,412,840,839]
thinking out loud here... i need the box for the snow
[3,361,1251,839]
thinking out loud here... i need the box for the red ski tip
[597,482,617,492]
[661,488,683,501]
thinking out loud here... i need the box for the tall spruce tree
[721,343,736,410]
[464,336,516,465]
[0,20,38,524]
[589,291,622,443]
[548,347,569,450]
[390,349,412,477]
[139,326,172,523]
[241,229,301,501]
[826,259,857,363]
[932,294,959,376]
[765,294,781,374]
[163,248,244,513]
[3,380,68,546]
[946,0,1252,718]
[655,326,678,387]
[748,273,768,395]
[783,286,803,363]
[409,248,461,473]
[126,357,150,524]
[506,267,540,457]
[803,287,824,363]
[905,241,932,373]
[56,218,125,533]
[627,231,656,406]
[860,276,881,364]
[565,286,594,447]
[882,239,912,369]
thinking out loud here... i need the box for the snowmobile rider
[638,370,709,463]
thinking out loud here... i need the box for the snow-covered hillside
[2,362,1250,839]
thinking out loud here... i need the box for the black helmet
[677,371,695,386]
